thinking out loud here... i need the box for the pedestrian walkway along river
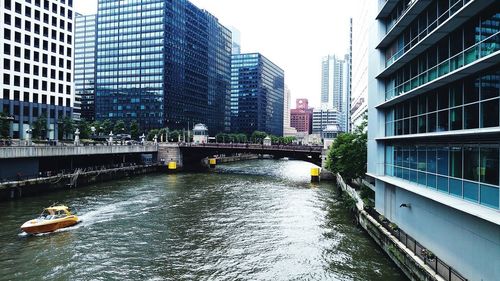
[0,159,407,280]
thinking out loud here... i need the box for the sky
[75,0,359,108]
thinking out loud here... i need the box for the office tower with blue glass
[95,0,231,133]
[74,13,96,122]
[368,1,499,280]
[231,53,284,136]
[0,0,76,139]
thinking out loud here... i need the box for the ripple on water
[0,160,407,281]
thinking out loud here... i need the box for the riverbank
[335,174,466,281]
[0,164,159,201]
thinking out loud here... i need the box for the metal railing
[365,207,468,281]
[385,0,470,67]
[385,30,500,100]
[0,162,148,184]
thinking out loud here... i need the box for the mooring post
[311,167,320,182]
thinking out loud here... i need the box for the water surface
[0,160,407,281]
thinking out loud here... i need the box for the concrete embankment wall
[336,175,444,281]
[0,165,159,201]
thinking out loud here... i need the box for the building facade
[0,0,75,140]
[74,13,95,122]
[231,53,284,136]
[283,86,297,136]
[95,0,231,134]
[312,108,339,135]
[368,1,499,281]
[290,98,313,134]
[229,26,241,55]
[320,54,349,132]
[350,1,374,130]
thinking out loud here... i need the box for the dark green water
[0,160,407,281]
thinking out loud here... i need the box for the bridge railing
[178,143,323,153]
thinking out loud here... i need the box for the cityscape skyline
[74,0,359,109]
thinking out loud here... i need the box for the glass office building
[95,0,231,133]
[231,53,284,136]
[74,13,95,121]
[368,1,499,280]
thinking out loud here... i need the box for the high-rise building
[229,26,241,55]
[350,1,374,130]
[74,13,95,122]
[0,0,75,140]
[95,0,231,134]
[347,18,353,132]
[283,86,297,136]
[320,54,349,132]
[231,53,284,136]
[290,98,313,134]
[368,1,499,281]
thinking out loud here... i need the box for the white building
[0,0,75,140]
[368,1,499,280]
[283,86,297,136]
[192,123,208,144]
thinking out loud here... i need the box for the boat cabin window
[54,210,66,218]
[39,209,53,220]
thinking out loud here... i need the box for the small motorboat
[20,205,79,234]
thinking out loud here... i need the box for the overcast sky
[75,0,358,108]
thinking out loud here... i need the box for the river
[0,160,407,281]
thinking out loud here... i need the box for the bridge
[0,142,326,181]
[160,143,325,167]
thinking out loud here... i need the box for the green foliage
[147,129,159,141]
[130,120,140,140]
[251,131,267,143]
[236,133,247,143]
[90,120,102,136]
[325,120,367,181]
[32,114,48,140]
[113,120,126,134]
[58,116,74,140]
[158,128,168,141]
[282,136,296,144]
[101,119,113,135]
[77,119,92,139]
[0,112,10,138]
[168,130,180,142]
[216,132,229,143]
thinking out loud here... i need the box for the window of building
[3,59,10,70]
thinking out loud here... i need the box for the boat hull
[21,216,79,234]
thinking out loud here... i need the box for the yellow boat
[20,205,79,234]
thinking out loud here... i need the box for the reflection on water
[0,160,407,281]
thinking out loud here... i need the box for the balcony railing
[385,0,419,33]
[385,30,500,100]
[365,207,468,281]
[385,0,470,67]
